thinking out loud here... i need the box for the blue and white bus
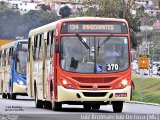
[0,40,28,99]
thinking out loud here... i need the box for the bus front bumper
[13,83,27,93]
[57,86,131,102]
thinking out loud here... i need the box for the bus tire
[10,93,16,100]
[44,101,52,109]
[112,101,123,113]
[34,85,43,108]
[83,105,91,111]
[7,93,10,99]
[9,85,16,100]
[92,105,100,110]
[50,91,62,111]
[2,93,7,98]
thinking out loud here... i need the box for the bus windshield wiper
[97,34,113,56]
[99,34,113,47]
[76,34,90,49]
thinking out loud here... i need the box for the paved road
[0,95,160,120]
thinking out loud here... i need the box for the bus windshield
[16,42,28,74]
[60,36,129,73]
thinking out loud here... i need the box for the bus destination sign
[61,22,128,34]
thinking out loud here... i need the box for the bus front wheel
[50,91,62,111]
[44,101,52,109]
[112,101,123,113]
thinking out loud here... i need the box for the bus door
[27,37,34,97]
[43,37,48,99]
[42,32,51,99]
[44,31,54,99]
[37,34,46,99]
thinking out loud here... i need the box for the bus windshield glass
[16,42,28,74]
[60,36,129,73]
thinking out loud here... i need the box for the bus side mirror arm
[55,42,60,53]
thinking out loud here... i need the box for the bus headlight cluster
[60,78,75,89]
[116,79,128,89]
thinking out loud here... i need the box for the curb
[127,101,160,106]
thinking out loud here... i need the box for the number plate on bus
[106,64,119,71]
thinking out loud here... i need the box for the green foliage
[132,75,160,104]
[80,0,144,32]
[0,1,11,12]
[59,5,71,18]
[39,4,50,11]
[0,3,58,39]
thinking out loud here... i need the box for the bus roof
[0,39,14,48]
[0,39,28,50]
[28,17,128,37]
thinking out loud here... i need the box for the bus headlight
[116,79,128,89]
[122,79,128,86]
[60,78,75,89]
[62,79,68,85]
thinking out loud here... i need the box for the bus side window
[34,36,38,61]
[4,49,6,66]
[8,48,11,65]
[6,49,8,65]
[1,50,3,67]
[39,34,44,60]
[46,32,51,59]
[50,31,54,58]
[0,50,1,67]
[27,38,31,62]
[11,47,13,63]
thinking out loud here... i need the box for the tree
[59,5,71,18]
[0,2,59,39]
[80,0,144,32]
[39,4,50,11]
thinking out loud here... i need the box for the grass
[132,74,160,104]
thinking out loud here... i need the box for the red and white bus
[27,17,136,112]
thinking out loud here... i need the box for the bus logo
[92,84,98,90]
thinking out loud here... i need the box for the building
[44,0,83,16]
[8,1,41,14]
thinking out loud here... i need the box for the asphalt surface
[0,95,160,120]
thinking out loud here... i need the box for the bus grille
[82,92,107,97]
[73,77,117,83]
[79,86,111,89]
